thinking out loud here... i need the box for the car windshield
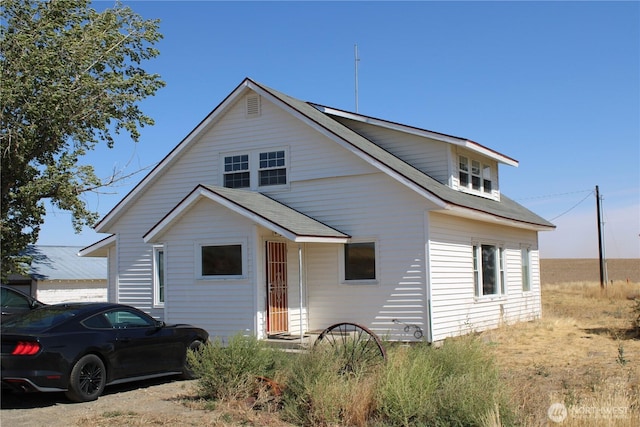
[0,305,83,332]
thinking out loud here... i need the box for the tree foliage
[1,0,164,278]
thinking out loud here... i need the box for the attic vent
[245,94,261,118]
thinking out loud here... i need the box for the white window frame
[458,155,494,196]
[521,246,532,292]
[221,147,289,190]
[223,153,250,189]
[196,240,247,280]
[152,245,165,308]
[340,239,379,285]
[473,242,506,299]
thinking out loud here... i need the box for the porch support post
[298,244,304,342]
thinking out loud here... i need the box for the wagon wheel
[314,322,386,374]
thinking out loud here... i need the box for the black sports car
[1,302,209,402]
[1,285,45,316]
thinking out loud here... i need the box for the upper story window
[459,156,493,195]
[222,148,288,190]
[224,155,250,188]
[259,151,287,186]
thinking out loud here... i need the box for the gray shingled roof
[250,79,554,229]
[21,245,107,281]
[200,185,349,240]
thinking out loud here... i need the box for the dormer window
[459,155,493,195]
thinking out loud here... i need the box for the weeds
[190,334,516,426]
[633,298,640,337]
[187,333,289,401]
[617,342,629,366]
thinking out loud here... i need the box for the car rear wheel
[181,339,203,380]
[65,354,106,402]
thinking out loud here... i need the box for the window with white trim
[223,154,250,188]
[473,243,505,297]
[199,243,244,278]
[222,149,288,190]
[342,241,377,283]
[459,155,493,195]
[259,150,286,186]
[153,246,165,307]
[521,247,531,292]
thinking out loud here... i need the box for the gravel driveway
[0,377,217,426]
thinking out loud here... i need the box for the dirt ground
[0,378,217,427]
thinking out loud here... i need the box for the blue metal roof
[23,245,107,281]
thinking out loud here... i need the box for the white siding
[298,174,435,341]
[159,198,256,340]
[36,281,107,304]
[332,117,451,183]
[108,244,117,303]
[428,212,541,342]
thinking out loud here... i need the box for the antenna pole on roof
[354,44,360,113]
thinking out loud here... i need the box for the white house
[80,78,554,343]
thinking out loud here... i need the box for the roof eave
[95,79,256,233]
[443,204,556,232]
[78,235,116,258]
[312,104,518,167]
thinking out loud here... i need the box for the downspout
[298,244,304,342]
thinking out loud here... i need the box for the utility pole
[596,185,605,288]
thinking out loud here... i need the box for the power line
[516,189,593,201]
[548,190,594,221]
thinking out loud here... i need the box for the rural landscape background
[541,259,640,284]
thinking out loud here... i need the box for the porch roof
[143,185,351,244]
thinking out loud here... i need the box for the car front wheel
[181,339,203,380]
[65,354,106,402]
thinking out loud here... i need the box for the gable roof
[143,185,350,244]
[311,105,519,167]
[12,246,107,281]
[95,77,554,234]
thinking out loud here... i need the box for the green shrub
[375,337,516,427]
[187,333,288,401]
[374,344,441,426]
[280,346,377,427]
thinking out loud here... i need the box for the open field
[541,258,640,284]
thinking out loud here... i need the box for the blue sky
[37,1,639,259]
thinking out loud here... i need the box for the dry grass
[482,281,640,426]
